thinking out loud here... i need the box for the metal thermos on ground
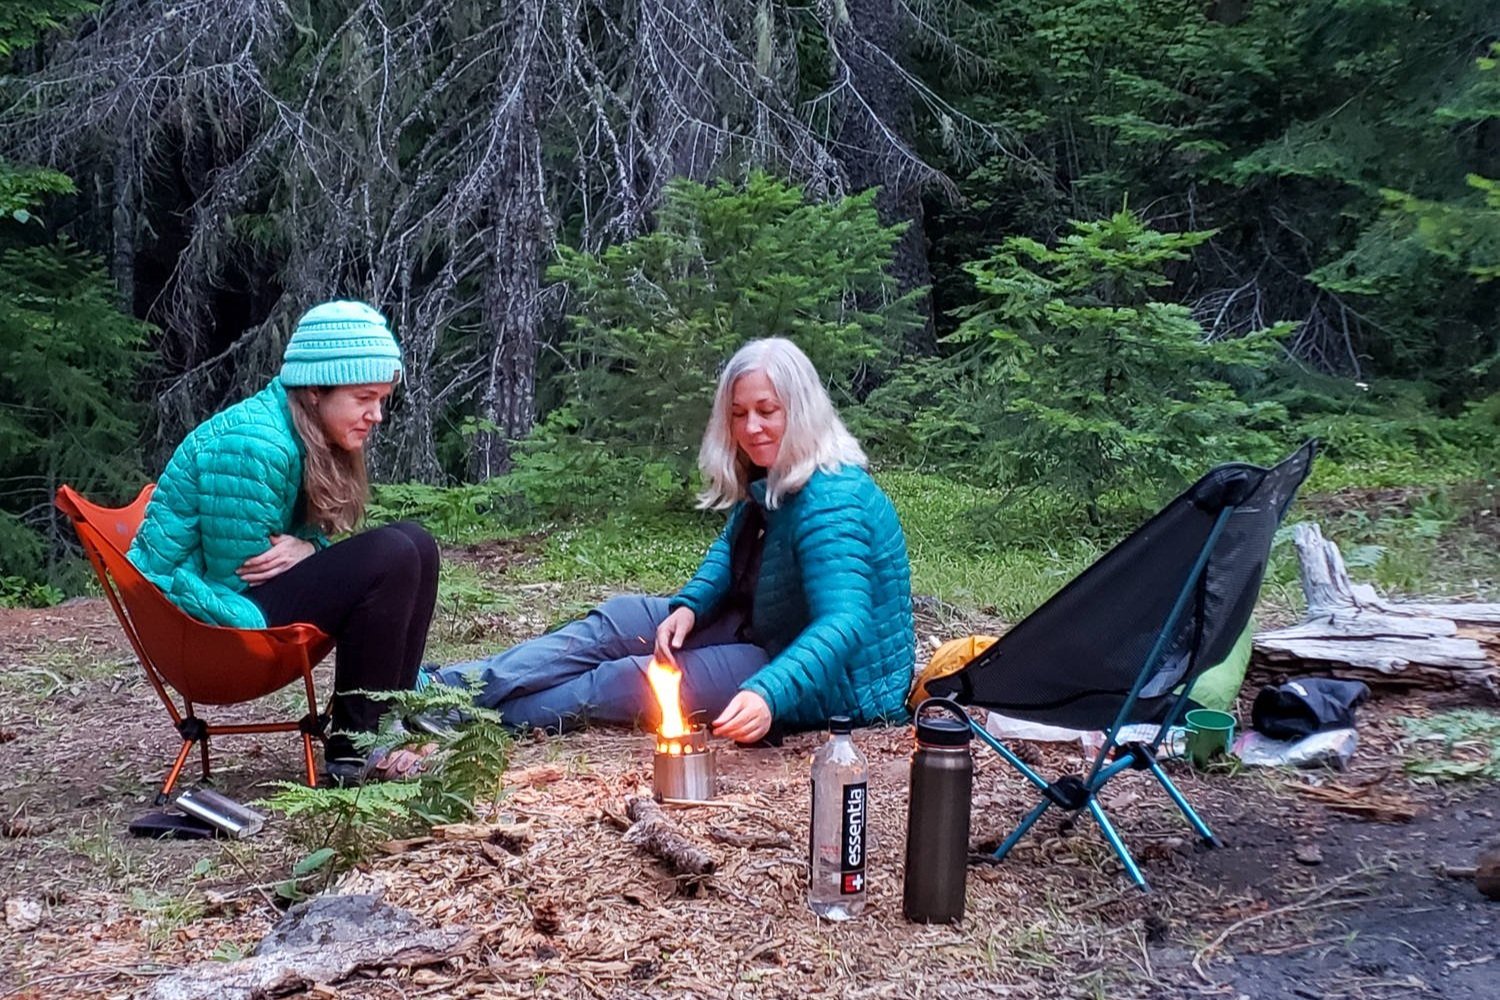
[902,698,974,924]
[808,716,869,920]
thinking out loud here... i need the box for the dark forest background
[2,1,1496,601]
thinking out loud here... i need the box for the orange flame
[646,658,688,741]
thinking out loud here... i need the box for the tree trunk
[638,0,721,190]
[833,0,935,354]
[377,294,445,484]
[469,66,547,480]
[397,378,444,484]
[110,124,137,314]
[469,188,544,480]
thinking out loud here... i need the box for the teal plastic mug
[1183,709,1236,767]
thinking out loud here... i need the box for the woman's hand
[654,606,696,665]
[372,742,437,780]
[237,534,316,586]
[713,690,772,743]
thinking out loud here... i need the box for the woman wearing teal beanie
[128,300,438,784]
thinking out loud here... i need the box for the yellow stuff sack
[909,634,999,711]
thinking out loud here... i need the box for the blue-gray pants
[433,595,768,733]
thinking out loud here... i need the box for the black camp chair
[927,442,1317,891]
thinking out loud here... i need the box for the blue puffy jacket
[671,466,915,729]
[127,379,328,628]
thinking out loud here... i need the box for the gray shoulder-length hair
[696,338,867,510]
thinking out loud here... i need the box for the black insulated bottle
[902,698,973,924]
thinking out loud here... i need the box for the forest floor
[2,523,1498,999]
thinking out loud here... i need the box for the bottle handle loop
[914,697,970,729]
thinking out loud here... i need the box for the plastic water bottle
[808,716,868,919]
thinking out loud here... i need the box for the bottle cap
[913,698,972,747]
[915,715,971,747]
[828,716,853,734]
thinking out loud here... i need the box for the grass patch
[1399,709,1500,783]
[493,469,1112,620]
[452,465,1496,626]
[878,469,1104,618]
[515,511,716,594]
[1297,412,1490,493]
[358,436,1494,636]
[432,562,519,640]
[130,887,207,950]
[66,814,146,883]
[1278,482,1500,603]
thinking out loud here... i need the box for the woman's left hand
[712,690,772,743]
[237,534,315,586]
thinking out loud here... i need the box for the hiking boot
[325,757,371,788]
[405,664,465,737]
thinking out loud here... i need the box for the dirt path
[2,599,1498,999]
[1170,786,1499,998]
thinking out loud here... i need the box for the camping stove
[652,726,717,802]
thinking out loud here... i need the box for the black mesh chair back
[924,442,1316,891]
[930,441,1315,730]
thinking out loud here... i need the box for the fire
[646,658,688,742]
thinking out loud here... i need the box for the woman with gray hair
[430,337,915,742]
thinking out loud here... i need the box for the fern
[259,679,514,867]
[263,780,423,823]
[258,780,424,867]
[358,681,516,820]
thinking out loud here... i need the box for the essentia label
[840,782,867,894]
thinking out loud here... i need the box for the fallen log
[1253,523,1499,693]
[623,795,717,876]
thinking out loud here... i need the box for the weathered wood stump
[1253,523,1499,692]
[148,894,473,1000]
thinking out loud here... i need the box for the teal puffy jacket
[671,466,915,729]
[128,379,328,629]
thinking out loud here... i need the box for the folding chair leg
[199,736,212,782]
[993,798,1053,862]
[1144,756,1222,847]
[302,733,319,788]
[158,739,196,805]
[1085,799,1150,892]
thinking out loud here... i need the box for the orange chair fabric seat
[55,484,333,798]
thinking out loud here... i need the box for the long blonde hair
[697,338,866,510]
[287,387,369,534]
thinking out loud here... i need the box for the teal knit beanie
[280,300,404,387]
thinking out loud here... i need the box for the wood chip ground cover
[2,601,1497,999]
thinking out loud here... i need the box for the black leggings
[249,521,439,759]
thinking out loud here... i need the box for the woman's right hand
[654,606,696,665]
[236,534,315,586]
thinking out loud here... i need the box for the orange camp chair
[55,484,334,802]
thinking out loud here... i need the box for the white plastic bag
[983,712,1162,754]
[1233,728,1358,770]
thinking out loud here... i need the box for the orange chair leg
[158,739,196,805]
[302,733,318,788]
